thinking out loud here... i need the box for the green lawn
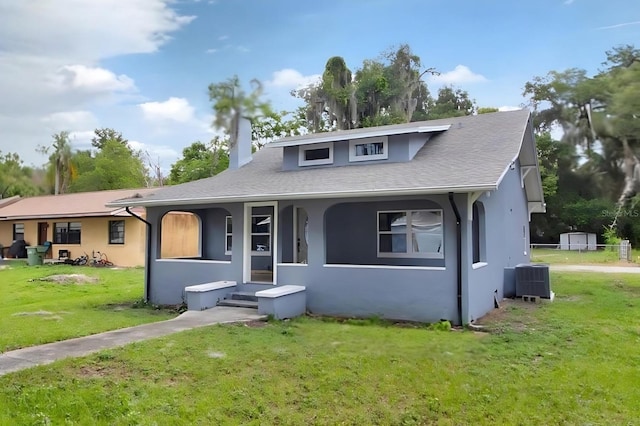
[0,261,176,352]
[531,247,640,264]
[1,271,639,424]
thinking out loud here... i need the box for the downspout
[126,207,152,302]
[448,192,463,326]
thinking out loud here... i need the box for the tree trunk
[617,137,640,207]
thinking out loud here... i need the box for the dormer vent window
[299,142,333,166]
[349,136,388,162]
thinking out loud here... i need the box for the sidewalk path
[550,264,640,274]
[0,307,265,377]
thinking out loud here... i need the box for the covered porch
[146,194,463,323]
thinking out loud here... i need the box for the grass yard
[1,271,639,424]
[0,261,176,352]
[531,247,640,265]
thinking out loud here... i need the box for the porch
[147,194,461,323]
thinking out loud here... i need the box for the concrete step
[228,291,258,302]
[217,299,258,309]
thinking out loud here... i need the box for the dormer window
[299,142,333,166]
[349,136,388,162]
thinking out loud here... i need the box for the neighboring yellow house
[0,189,157,267]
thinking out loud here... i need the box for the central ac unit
[515,264,551,298]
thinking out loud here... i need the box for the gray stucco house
[108,109,545,325]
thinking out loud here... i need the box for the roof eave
[106,184,498,208]
[268,125,452,148]
[0,211,117,221]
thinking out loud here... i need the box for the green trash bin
[26,246,44,266]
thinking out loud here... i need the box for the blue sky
[0,0,638,171]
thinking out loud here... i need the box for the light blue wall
[463,161,530,322]
[144,178,530,324]
[276,195,459,323]
[281,134,428,171]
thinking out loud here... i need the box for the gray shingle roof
[107,109,534,207]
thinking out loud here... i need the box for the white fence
[531,242,635,263]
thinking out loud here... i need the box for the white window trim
[377,209,444,259]
[225,216,232,255]
[251,214,271,256]
[349,136,388,162]
[298,142,333,166]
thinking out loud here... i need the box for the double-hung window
[54,222,81,244]
[109,220,125,244]
[13,223,24,241]
[225,216,233,255]
[378,210,443,258]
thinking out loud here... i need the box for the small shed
[559,232,597,251]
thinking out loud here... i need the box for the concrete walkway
[0,307,265,377]
[550,264,640,273]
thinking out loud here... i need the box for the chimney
[229,116,252,169]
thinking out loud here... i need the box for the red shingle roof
[0,188,156,220]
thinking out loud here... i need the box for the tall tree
[168,138,229,185]
[91,128,129,150]
[293,44,456,132]
[0,152,42,198]
[39,131,74,195]
[68,132,148,192]
[208,75,271,150]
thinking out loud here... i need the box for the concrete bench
[184,280,236,311]
[255,285,306,319]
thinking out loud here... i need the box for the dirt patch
[244,320,268,328]
[12,310,55,316]
[0,265,10,270]
[32,274,99,284]
[473,298,542,333]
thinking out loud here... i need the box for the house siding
[282,133,429,171]
[464,161,531,322]
[0,216,146,267]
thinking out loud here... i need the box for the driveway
[550,264,640,273]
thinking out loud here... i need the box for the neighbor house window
[251,215,271,255]
[298,142,333,166]
[109,220,125,244]
[54,222,81,244]
[349,136,388,162]
[378,210,443,258]
[225,216,233,255]
[13,223,24,241]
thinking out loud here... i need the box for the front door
[37,222,50,258]
[244,202,277,284]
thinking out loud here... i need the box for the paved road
[0,307,265,377]
[550,264,640,273]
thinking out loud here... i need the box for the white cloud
[0,1,195,62]
[429,65,487,85]
[52,65,136,93]
[42,110,98,126]
[206,48,219,54]
[218,35,229,41]
[564,0,575,4]
[597,21,640,30]
[267,69,321,89]
[139,97,196,123]
[0,1,195,165]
